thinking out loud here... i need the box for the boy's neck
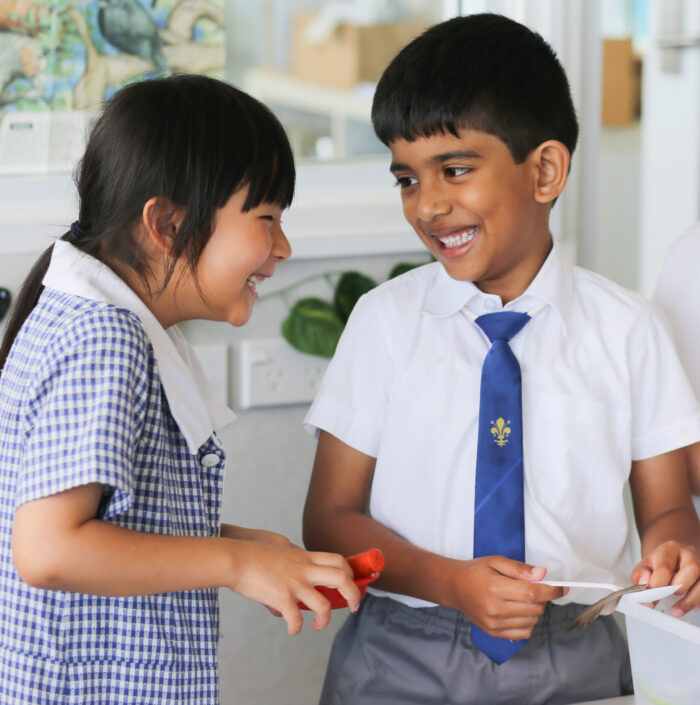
[474,235,553,305]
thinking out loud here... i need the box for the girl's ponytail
[0,240,59,373]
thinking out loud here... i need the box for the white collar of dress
[43,240,236,454]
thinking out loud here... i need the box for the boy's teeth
[438,227,478,248]
[246,276,259,291]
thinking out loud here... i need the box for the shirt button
[200,453,220,467]
[485,298,498,311]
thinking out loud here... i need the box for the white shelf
[242,67,373,121]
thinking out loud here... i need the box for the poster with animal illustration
[0,0,224,173]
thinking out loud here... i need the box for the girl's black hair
[371,13,579,163]
[0,74,295,372]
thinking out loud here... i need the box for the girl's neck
[105,250,183,330]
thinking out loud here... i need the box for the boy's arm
[686,441,700,495]
[303,430,565,641]
[630,447,700,615]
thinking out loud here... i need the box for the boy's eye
[444,166,471,178]
[394,175,417,189]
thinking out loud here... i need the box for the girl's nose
[273,224,292,262]
[416,182,451,222]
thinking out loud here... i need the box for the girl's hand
[447,556,567,641]
[227,541,361,635]
[632,540,700,616]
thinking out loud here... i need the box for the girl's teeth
[246,277,258,291]
[438,227,478,248]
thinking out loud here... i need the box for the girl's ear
[141,197,185,254]
[532,140,570,204]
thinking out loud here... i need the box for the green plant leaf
[281,298,345,358]
[333,271,377,322]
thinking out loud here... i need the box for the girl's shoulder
[29,287,153,364]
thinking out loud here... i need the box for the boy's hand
[450,557,567,641]
[631,540,700,617]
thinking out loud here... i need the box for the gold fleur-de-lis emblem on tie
[490,417,511,447]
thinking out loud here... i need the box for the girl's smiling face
[389,127,555,303]
[173,186,291,326]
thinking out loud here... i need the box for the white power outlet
[234,337,329,409]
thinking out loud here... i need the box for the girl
[0,74,359,704]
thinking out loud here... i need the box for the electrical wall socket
[234,337,329,409]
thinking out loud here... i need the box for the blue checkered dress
[0,288,225,704]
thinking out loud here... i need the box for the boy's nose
[273,224,292,262]
[416,184,451,222]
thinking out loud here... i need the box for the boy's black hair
[0,74,295,372]
[371,13,579,163]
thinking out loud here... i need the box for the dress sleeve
[304,291,394,458]
[629,301,700,460]
[16,307,150,519]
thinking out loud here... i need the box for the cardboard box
[601,38,642,126]
[617,594,700,703]
[292,13,429,90]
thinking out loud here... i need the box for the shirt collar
[43,241,236,454]
[422,240,574,334]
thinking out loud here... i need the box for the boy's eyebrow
[390,150,483,173]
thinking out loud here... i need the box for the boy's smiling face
[389,127,557,303]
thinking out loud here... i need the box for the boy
[303,14,700,705]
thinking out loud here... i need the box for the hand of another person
[449,556,567,641]
[632,540,700,616]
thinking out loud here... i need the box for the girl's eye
[445,166,471,178]
[394,175,417,189]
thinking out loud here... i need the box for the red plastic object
[298,548,385,610]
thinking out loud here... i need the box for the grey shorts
[319,594,632,705]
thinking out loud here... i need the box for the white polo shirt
[653,222,700,516]
[305,241,700,607]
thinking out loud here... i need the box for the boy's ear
[532,140,570,204]
[141,197,185,254]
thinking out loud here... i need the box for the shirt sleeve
[629,301,700,460]
[304,291,394,457]
[16,307,150,519]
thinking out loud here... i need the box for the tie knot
[475,311,530,343]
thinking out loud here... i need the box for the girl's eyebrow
[390,150,483,174]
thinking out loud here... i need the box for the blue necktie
[471,311,530,665]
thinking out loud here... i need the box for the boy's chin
[439,260,481,282]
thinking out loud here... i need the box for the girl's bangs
[242,114,295,211]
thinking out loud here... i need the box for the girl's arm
[12,483,359,635]
[220,523,297,547]
[630,447,700,616]
[302,431,565,642]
